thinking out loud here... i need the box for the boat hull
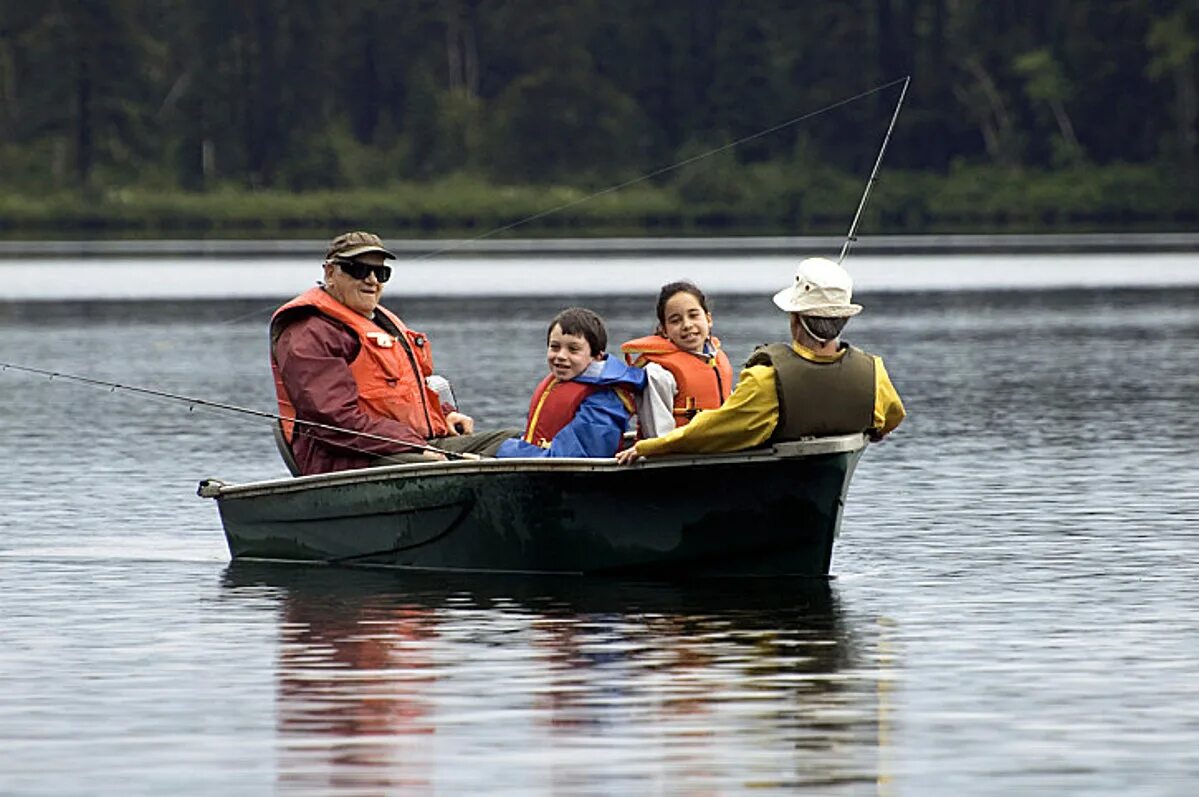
[202,435,866,577]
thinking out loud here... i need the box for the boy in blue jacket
[497,307,646,458]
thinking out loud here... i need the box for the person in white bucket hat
[616,257,904,464]
[772,256,863,317]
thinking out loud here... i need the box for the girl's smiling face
[661,291,712,353]
[546,323,602,380]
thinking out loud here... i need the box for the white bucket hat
[771,257,863,317]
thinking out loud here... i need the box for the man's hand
[421,450,447,461]
[445,411,474,436]
[614,445,644,466]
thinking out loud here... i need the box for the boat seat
[273,420,302,477]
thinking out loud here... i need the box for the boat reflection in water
[222,563,890,794]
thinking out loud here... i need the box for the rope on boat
[0,361,475,461]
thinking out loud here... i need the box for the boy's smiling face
[546,323,602,380]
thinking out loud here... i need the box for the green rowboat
[199,433,867,577]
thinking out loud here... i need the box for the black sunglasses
[334,258,392,283]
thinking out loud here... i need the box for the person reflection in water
[270,231,518,475]
[617,257,905,464]
[275,591,437,793]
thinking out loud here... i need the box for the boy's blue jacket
[496,357,647,458]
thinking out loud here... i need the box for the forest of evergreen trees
[1,1,1196,236]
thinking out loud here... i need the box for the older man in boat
[616,257,905,464]
[270,231,516,475]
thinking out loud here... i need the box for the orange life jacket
[620,334,734,425]
[521,375,600,448]
[270,287,449,443]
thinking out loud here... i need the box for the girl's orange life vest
[521,375,600,448]
[620,334,734,425]
[270,287,449,443]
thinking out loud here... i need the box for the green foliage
[485,66,647,184]
[3,164,1188,239]
[1014,47,1084,167]
[0,1,1196,235]
[433,89,486,175]
[1015,49,1071,104]
[919,162,1189,229]
[672,143,748,206]
[1146,10,1199,79]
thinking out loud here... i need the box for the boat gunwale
[200,433,867,500]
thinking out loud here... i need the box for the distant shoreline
[4,250,1197,303]
[2,232,1198,259]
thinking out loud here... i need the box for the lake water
[1,252,1198,795]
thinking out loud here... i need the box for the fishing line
[0,361,475,461]
[411,75,912,262]
[216,75,910,326]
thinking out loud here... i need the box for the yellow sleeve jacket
[635,341,905,457]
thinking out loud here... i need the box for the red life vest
[620,334,734,425]
[270,287,449,443]
[521,375,600,448]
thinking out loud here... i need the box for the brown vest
[745,342,875,441]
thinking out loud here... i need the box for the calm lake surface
[1,252,1198,795]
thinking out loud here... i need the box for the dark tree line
[0,0,1195,193]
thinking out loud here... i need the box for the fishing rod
[838,74,911,264]
[0,361,477,461]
